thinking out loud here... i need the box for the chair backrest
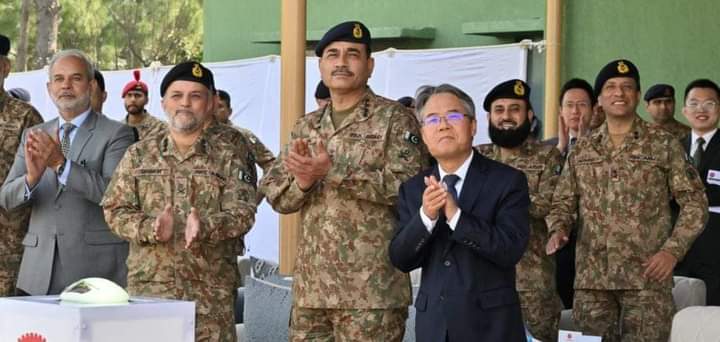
[671,306,720,342]
[673,276,707,310]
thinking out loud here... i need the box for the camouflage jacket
[124,111,166,141]
[102,133,257,298]
[476,139,563,291]
[0,91,43,258]
[546,116,708,290]
[235,126,276,174]
[260,89,429,309]
[651,119,691,141]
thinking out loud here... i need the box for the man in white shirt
[390,83,530,342]
[676,78,720,305]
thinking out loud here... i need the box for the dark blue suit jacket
[390,151,530,342]
[677,133,720,305]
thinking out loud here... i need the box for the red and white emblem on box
[18,332,47,342]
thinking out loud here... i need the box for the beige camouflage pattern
[650,119,690,141]
[236,126,276,174]
[124,111,166,140]
[476,139,563,341]
[260,89,429,309]
[102,133,257,341]
[235,126,275,205]
[573,289,674,342]
[475,140,562,290]
[290,307,407,342]
[547,116,707,291]
[0,91,43,296]
[204,119,261,254]
[519,290,562,342]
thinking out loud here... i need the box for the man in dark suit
[543,78,596,309]
[389,83,530,342]
[675,78,720,305]
[0,49,134,295]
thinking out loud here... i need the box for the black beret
[314,80,330,99]
[483,79,531,112]
[644,83,674,102]
[0,34,9,56]
[315,21,371,57]
[594,59,640,97]
[93,70,106,92]
[160,61,214,97]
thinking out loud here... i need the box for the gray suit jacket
[0,111,134,295]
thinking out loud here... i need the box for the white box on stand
[0,296,195,342]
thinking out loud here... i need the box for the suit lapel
[458,151,487,211]
[69,111,98,161]
[699,131,720,173]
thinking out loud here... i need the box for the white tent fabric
[6,43,529,262]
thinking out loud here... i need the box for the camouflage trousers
[290,306,407,342]
[573,289,675,342]
[519,290,562,342]
[128,280,236,342]
[0,254,21,296]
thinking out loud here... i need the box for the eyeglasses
[685,101,719,112]
[422,112,469,127]
[562,101,590,110]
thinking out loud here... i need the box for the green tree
[3,0,203,71]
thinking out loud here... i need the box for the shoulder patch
[403,131,420,145]
[239,170,255,184]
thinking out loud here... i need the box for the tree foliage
[1,0,203,71]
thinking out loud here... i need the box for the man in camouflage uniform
[121,70,166,140]
[644,83,691,140]
[260,21,428,341]
[546,59,708,342]
[476,79,563,342]
[102,61,257,342]
[216,89,275,177]
[0,34,44,296]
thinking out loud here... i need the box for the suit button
[444,260,451,267]
[440,295,445,301]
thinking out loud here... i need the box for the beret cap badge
[617,61,629,74]
[352,23,363,39]
[192,63,203,78]
[513,80,525,96]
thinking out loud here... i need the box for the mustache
[332,67,354,76]
[174,109,194,116]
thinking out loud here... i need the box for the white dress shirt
[25,109,91,195]
[690,128,717,157]
[420,151,473,233]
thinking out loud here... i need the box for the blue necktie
[442,174,460,202]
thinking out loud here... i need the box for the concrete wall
[203,0,544,61]
[204,0,720,123]
[563,0,720,118]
